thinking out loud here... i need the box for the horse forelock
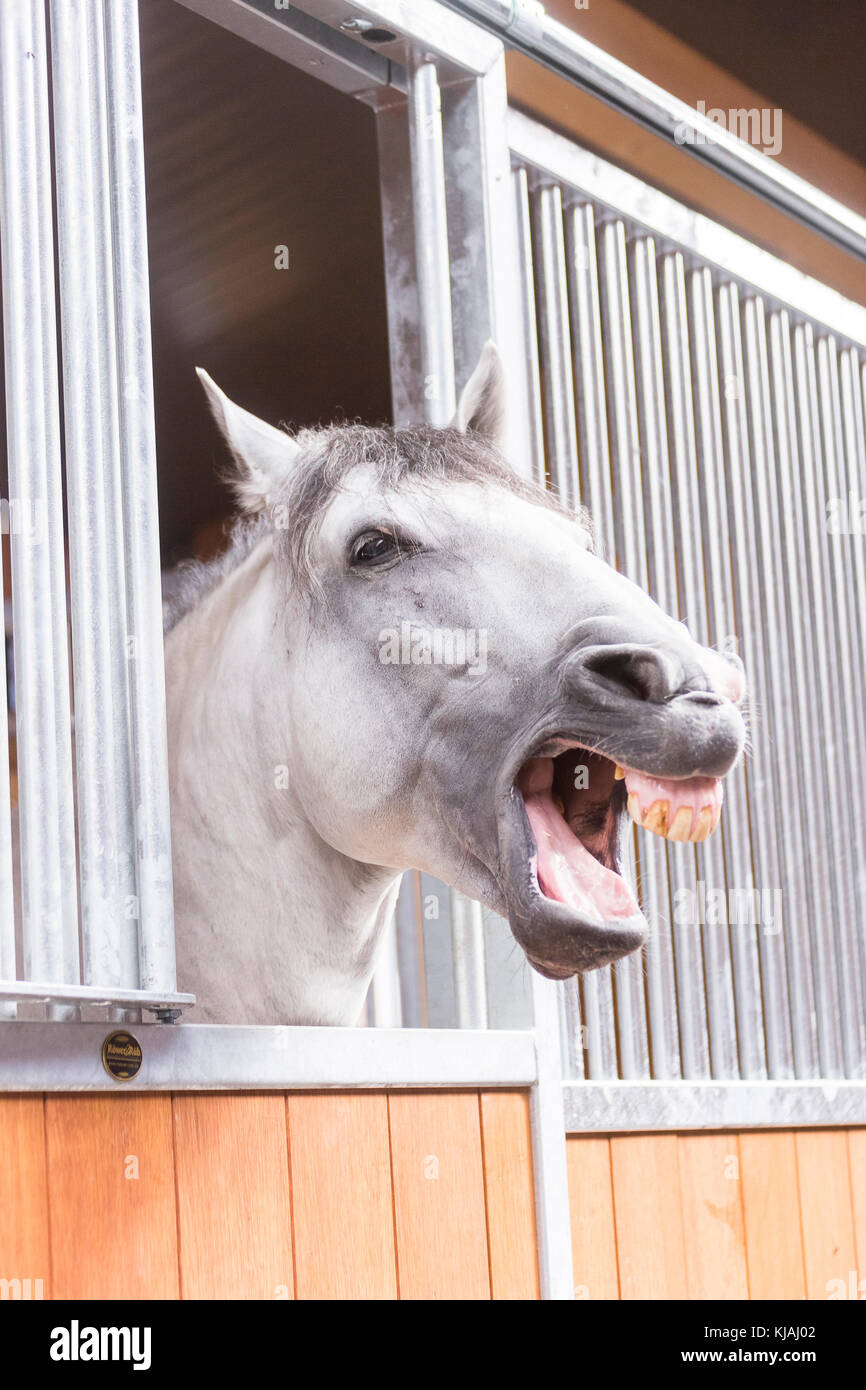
[164,421,588,628]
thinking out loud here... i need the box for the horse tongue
[622,768,723,842]
[520,759,639,922]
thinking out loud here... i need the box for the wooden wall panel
[565,1135,619,1300]
[287,1092,397,1300]
[847,1129,866,1289]
[610,1135,688,1299]
[677,1134,749,1299]
[738,1131,806,1300]
[0,1096,51,1298]
[173,1093,293,1300]
[479,1091,539,1300]
[388,1091,490,1299]
[795,1130,857,1301]
[45,1095,178,1299]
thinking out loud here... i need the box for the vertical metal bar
[531,184,579,507]
[597,218,680,1080]
[687,267,766,1078]
[630,238,710,1080]
[103,0,176,994]
[768,310,843,1078]
[450,893,488,1029]
[49,0,139,990]
[564,201,648,1080]
[440,60,534,472]
[371,914,403,1029]
[715,283,794,1078]
[528,972,575,1300]
[657,251,740,1078]
[394,872,426,1028]
[741,296,817,1079]
[0,0,79,1002]
[512,166,546,487]
[374,93,423,430]
[407,55,456,426]
[789,323,849,1076]
[0,562,13,1003]
[814,333,866,1074]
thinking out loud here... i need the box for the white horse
[165,344,745,1024]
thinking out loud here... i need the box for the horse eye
[351,530,400,566]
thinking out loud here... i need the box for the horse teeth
[667,806,694,842]
[690,806,715,842]
[614,765,626,780]
[627,793,641,825]
[641,800,669,836]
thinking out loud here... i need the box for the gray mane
[164,420,581,630]
[162,513,270,632]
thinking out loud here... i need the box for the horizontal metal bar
[564,1081,866,1132]
[0,982,194,1010]
[0,1023,538,1091]
[445,0,866,262]
[510,110,866,349]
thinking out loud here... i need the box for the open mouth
[498,739,725,979]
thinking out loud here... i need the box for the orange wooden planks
[0,1096,51,1298]
[45,1094,178,1299]
[677,1133,749,1299]
[796,1129,857,1301]
[565,1135,619,1300]
[173,1093,293,1299]
[479,1091,539,1299]
[847,1128,866,1292]
[287,1091,397,1299]
[738,1130,805,1300]
[610,1134,688,1299]
[388,1090,490,1299]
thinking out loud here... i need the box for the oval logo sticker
[102,1030,143,1082]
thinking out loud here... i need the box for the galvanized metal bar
[740,296,817,1079]
[560,201,648,1079]
[531,183,579,507]
[715,282,794,1078]
[512,166,547,487]
[527,972,575,1299]
[563,1079,866,1133]
[463,4,866,262]
[103,0,177,994]
[0,1021,539,1091]
[418,872,457,1029]
[394,872,426,1027]
[407,55,456,426]
[686,266,766,1079]
[450,892,488,1028]
[814,333,866,1074]
[49,0,138,990]
[508,110,866,350]
[788,322,850,1078]
[767,309,844,1078]
[597,217,680,1080]
[439,61,534,473]
[629,236,710,1081]
[656,250,740,1078]
[0,0,80,1003]
[374,94,424,429]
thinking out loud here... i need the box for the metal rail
[443,0,866,262]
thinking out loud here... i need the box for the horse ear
[196,368,299,513]
[452,340,507,450]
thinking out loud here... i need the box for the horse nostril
[677,689,724,709]
[581,646,680,703]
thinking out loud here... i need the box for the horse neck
[165,541,400,1023]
